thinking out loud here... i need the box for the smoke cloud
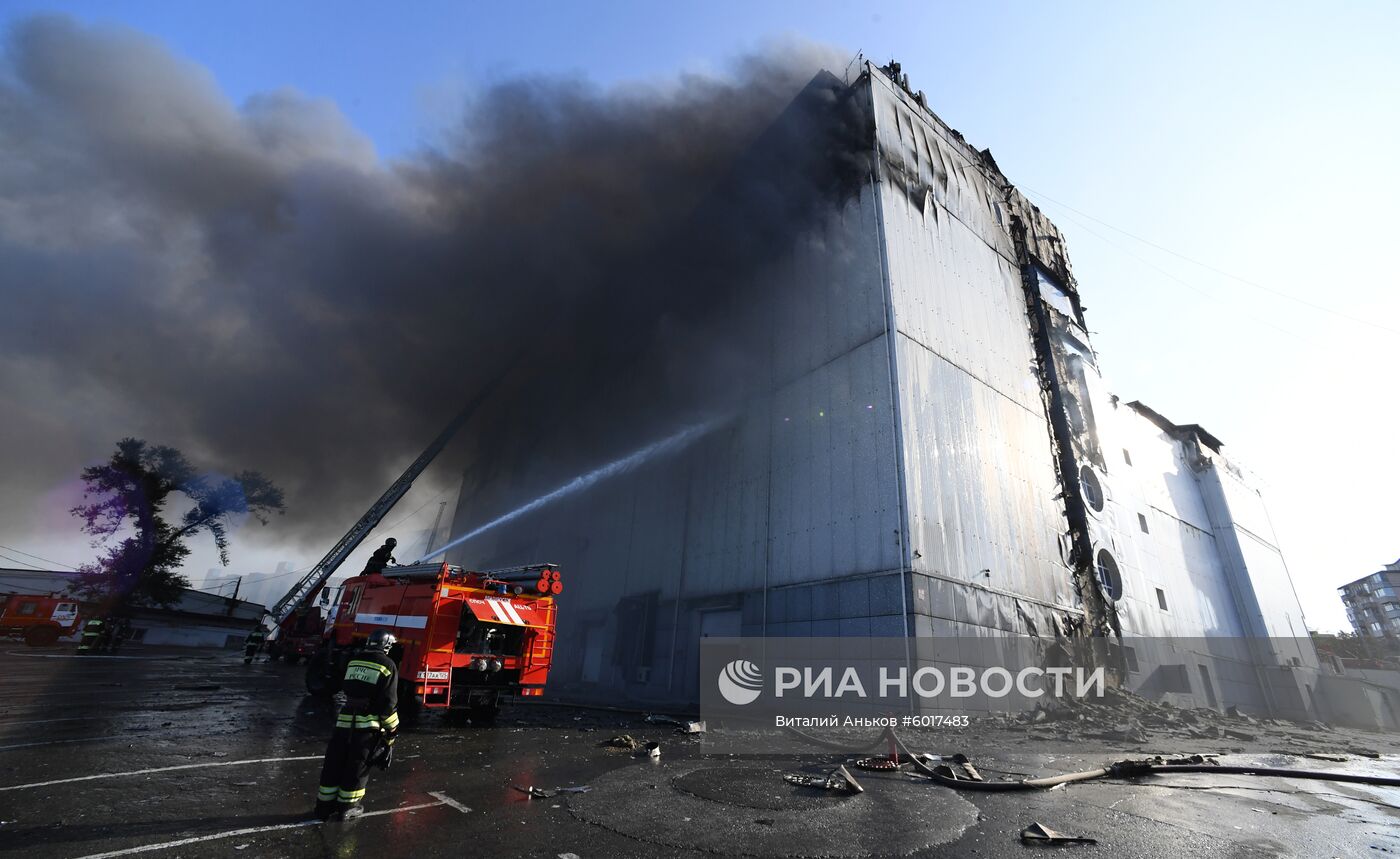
[0,16,869,554]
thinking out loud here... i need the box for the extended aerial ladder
[264,378,502,632]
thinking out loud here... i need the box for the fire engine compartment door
[464,597,545,628]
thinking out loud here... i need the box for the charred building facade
[446,62,1318,717]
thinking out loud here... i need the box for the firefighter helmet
[385,538,397,547]
[367,629,396,654]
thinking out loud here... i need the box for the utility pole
[424,501,449,557]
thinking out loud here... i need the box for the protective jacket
[316,650,399,811]
[363,543,396,575]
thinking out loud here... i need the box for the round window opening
[1080,466,1104,512]
[1095,550,1123,601]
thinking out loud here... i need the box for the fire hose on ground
[781,726,1400,791]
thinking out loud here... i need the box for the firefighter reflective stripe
[335,714,382,729]
[78,621,103,651]
[345,660,391,684]
[382,711,399,730]
[347,659,391,676]
[337,787,366,803]
[318,785,339,800]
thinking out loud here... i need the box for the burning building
[443,60,1319,717]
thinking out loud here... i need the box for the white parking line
[0,735,128,751]
[0,716,105,728]
[428,791,472,814]
[0,754,322,792]
[70,797,458,858]
[6,651,167,660]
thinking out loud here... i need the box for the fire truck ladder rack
[380,563,558,584]
[476,563,559,582]
[266,378,503,628]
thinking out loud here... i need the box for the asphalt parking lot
[1,647,1397,858]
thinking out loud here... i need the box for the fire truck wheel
[396,680,420,713]
[444,708,470,727]
[24,626,60,647]
[467,704,500,726]
[304,652,333,696]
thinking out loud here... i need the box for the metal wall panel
[894,334,1069,607]
[865,68,1076,628]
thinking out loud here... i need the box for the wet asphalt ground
[1,647,1397,858]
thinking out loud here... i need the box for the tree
[71,438,284,608]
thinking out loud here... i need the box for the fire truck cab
[305,562,560,723]
[269,601,330,664]
[0,594,82,646]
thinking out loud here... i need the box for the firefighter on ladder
[315,628,399,820]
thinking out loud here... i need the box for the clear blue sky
[2,1,1395,631]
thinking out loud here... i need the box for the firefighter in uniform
[315,629,399,820]
[243,625,266,664]
[109,617,131,653]
[77,617,105,655]
[363,538,397,575]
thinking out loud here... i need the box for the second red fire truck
[0,593,82,646]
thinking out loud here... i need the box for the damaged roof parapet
[867,60,1079,290]
[1125,401,1225,453]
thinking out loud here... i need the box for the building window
[1156,588,1169,611]
[1122,448,1132,466]
[1095,550,1123,600]
[1080,466,1104,512]
[1123,646,1140,674]
[1138,513,1149,533]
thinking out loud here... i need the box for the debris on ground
[782,764,865,794]
[854,756,900,771]
[1020,821,1098,845]
[930,755,985,783]
[1302,752,1349,763]
[602,735,638,751]
[644,714,707,734]
[511,784,593,799]
[645,741,661,758]
[991,684,1341,749]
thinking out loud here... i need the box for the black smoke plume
[0,16,869,552]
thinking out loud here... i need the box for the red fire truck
[268,601,329,664]
[304,562,561,723]
[0,593,83,646]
